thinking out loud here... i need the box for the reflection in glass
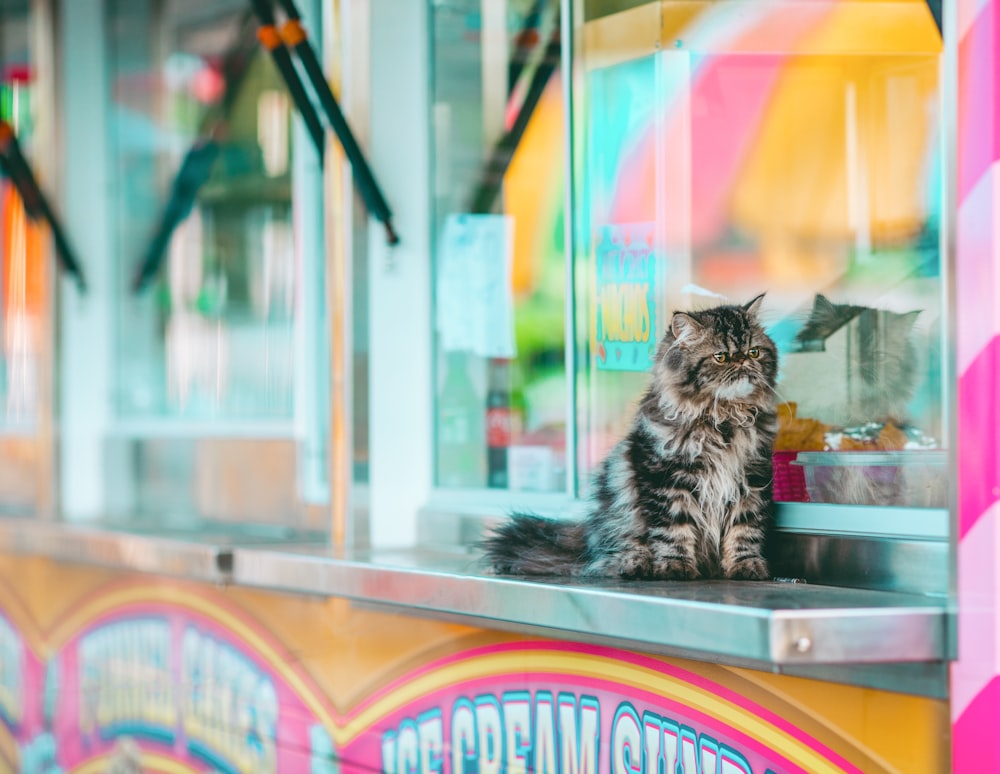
[0,1,41,432]
[110,1,296,422]
[576,0,945,507]
[101,0,326,530]
[431,0,567,492]
[0,0,47,514]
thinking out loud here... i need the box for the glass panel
[102,0,327,531]
[0,0,48,514]
[431,0,568,493]
[575,0,945,509]
[110,0,295,423]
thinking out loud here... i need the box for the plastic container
[793,450,947,507]
[772,450,809,502]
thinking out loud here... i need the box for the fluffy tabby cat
[483,295,778,580]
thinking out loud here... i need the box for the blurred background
[0,0,947,540]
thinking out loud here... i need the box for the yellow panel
[582,0,941,60]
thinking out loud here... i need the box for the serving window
[56,0,333,534]
[575,1,947,513]
[431,0,568,495]
[424,0,949,556]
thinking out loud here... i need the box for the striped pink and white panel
[952,0,1000,770]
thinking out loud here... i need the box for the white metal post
[366,0,432,548]
[58,0,113,520]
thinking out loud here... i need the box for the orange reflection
[0,181,44,420]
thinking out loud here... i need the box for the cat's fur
[482,295,778,580]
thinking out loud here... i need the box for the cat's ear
[743,293,766,318]
[812,294,837,315]
[898,309,922,329]
[671,312,703,342]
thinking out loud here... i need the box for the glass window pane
[110,1,295,422]
[431,0,567,493]
[575,0,945,508]
[101,0,327,530]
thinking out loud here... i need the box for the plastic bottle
[437,351,485,487]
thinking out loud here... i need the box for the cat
[482,294,778,580]
[787,293,921,428]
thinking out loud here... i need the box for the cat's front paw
[615,549,653,579]
[586,549,652,579]
[724,557,770,581]
[651,557,701,581]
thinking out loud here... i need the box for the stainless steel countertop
[230,542,948,669]
[0,518,231,581]
[0,518,951,688]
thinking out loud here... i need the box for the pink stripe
[958,0,1000,201]
[689,56,785,244]
[954,677,1000,772]
[958,336,1000,538]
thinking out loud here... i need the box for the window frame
[57,0,332,525]
[364,0,955,601]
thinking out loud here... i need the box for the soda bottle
[486,357,524,488]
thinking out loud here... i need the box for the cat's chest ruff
[676,419,759,511]
[673,415,759,461]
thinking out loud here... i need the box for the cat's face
[662,295,778,403]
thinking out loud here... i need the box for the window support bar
[131,12,260,293]
[0,120,87,291]
[273,0,399,247]
[468,7,562,215]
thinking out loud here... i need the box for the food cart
[0,0,993,771]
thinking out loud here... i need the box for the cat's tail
[481,512,588,576]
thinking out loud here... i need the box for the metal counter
[229,543,948,666]
[0,518,951,695]
[0,519,231,582]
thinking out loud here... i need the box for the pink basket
[772,450,809,502]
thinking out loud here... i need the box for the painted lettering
[534,691,558,774]
[181,626,278,774]
[78,619,174,739]
[598,282,651,344]
[721,748,753,774]
[642,713,661,774]
[418,710,444,774]
[397,720,420,774]
[450,699,477,774]
[503,691,532,774]
[559,693,600,774]
[611,703,642,774]
[381,692,769,774]
[382,731,398,774]
[475,695,503,774]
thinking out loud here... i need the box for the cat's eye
[747,347,761,359]
[713,353,728,363]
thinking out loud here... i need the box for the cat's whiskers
[763,381,793,407]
